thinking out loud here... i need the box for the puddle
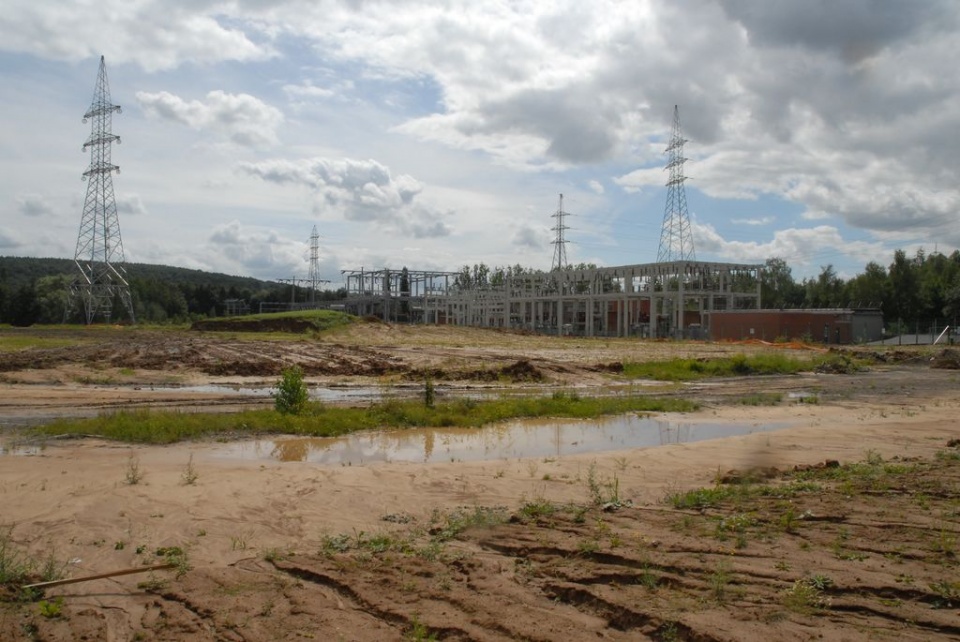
[211,415,794,465]
[136,384,518,404]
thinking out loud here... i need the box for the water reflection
[213,415,791,465]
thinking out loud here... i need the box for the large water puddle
[211,415,793,465]
[136,384,521,404]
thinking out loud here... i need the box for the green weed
[36,394,697,444]
[36,597,63,618]
[622,353,817,381]
[782,576,832,614]
[274,365,309,415]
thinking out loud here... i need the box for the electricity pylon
[657,105,696,263]
[67,56,135,324]
[551,193,570,271]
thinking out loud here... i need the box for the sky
[1,0,958,286]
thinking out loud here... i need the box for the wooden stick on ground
[22,563,176,590]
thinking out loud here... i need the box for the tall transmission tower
[551,193,570,271]
[67,56,135,324]
[656,105,696,263]
[308,225,321,304]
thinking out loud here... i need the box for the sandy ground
[0,324,958,640]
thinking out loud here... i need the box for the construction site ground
[1,321,959,641]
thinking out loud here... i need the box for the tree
[844,261,887,309]
[760,257,803,308]
[273,365,308,415]
[803,265,844,308]
[9,283,40,326]
[34,275,71,323]
[887,250,919,325]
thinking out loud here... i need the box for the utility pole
[66,56,135,324]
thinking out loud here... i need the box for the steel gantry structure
[341,261,761,338]
[436,260,761,338]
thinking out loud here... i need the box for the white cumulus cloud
[137,90,284,147]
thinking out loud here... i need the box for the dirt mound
[403,359,544,383]
[499,359,544,382]
[814,352,862,374]
[191,318,316,333]
[930,348,960,370]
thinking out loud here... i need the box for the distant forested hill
[0,257,274,291]
[0,256,343,325]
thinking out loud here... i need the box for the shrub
[274,365,308,415]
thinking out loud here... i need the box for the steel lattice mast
[68,56,135,324]
[550,193,570,271]
[656,105,696,263]
[308,225,321,303]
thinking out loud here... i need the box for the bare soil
[1,323,958,641]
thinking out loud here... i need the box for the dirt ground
[0,323,958,641]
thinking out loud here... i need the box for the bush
[274,366,308,415]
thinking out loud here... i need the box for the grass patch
[734,392,783,406]
[34,394,698,445]
[0,333,91,352]
[622,353,828,381]
[191,309,355,334]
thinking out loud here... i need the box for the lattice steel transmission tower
[550,193,570,271]
[67,56,135,324]
[657,105,696,263]
[308,225,321,303]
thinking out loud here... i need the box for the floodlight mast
[67,56,135,324]
[657,105,696,263]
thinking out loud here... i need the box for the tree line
[0,257,345,326]
[2,249,959,328]
[760,249,960,328]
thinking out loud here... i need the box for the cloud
[136,90,283,147]
[731,216,773,226]
[0,228,20,249]
[116,194,149,216]
[0,2,273,71]
[16,194,54,217]
[513,225,547,250]
[207,220,305,276]
[695,222,886,273]
[717,0,951,63]
[3,1,960,278]
[240,156,451,238]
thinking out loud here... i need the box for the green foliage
[406,614,438,641]
[518,498,558,520]
[783,576,832,614]
[430,506,508,542]
[622,353,814,381]
[36,597,63,618]
[273,366,309,415]
[0,526,64,589]
[424,375,435,408]
[36,393,697,444]
[734,393,783,406]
